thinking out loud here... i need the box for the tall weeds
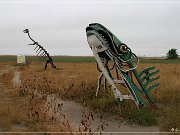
[3,62,179,131]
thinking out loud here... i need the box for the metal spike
[40,54,47,61]
[140,69,160,82]
[36,48,43,55]
[34,45,39,50]
[29,44,34,46]
[37,49,42,55]
[38,57,44,62]
[39,52,45,57]
[144,76,160,88]
[39,55,45,62]
[38,52,45,58]
[40,56,46,62]
[39,53,46,59]
[42,55,48,62]
[138,66,155,78]
[36,47,41,53]
[146,83,160,93]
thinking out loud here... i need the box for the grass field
[0,55,179,133]
[18,62,180,131]
[0,55,180,63]
[0,55,96,63]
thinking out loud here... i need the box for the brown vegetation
[0,62,107,133]
[0,61,179,132]
[18,62,180,131]
[0,63,73,132]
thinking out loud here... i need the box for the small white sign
[17,54,26,64]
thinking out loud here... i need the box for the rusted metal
[23,29,56,70]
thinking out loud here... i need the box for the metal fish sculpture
[86,23,160,109]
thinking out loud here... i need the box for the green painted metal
[86,23,160,108]
[146,83,160,93]
[144,76,160,88]
[138,66,155,78]
[140,69,160,82]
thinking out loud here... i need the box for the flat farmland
[0,55,180,63]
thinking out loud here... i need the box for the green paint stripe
[140,69,160,82]
[121,72,146,107]
[138,66,155,78]
[146,83,160,93]
[144,76,160,88]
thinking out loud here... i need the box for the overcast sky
[0,0,180,56]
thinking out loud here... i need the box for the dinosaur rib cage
[23,29,56,69]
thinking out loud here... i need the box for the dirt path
[44,94,160,134]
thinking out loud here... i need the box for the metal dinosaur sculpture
[23,29,56,70]
[86,23,160,109]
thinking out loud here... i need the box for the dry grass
[17,62,180,131]
[0,61,179,132]
[0,62,107,133]
[0,79,29,131]
[0,63,73,132]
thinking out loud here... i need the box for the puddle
[12,70,160,134]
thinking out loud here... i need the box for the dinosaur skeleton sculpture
[86,23,160,108]
[23,29,56,70]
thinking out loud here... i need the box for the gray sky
[0,0,180,56]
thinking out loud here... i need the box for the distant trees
[167,48,179,59]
